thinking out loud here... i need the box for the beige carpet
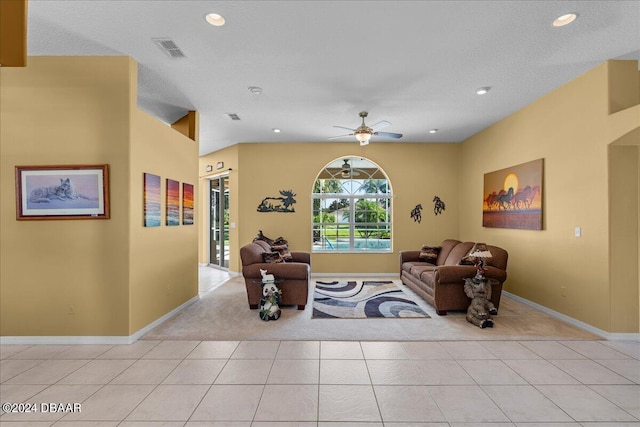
[142,276,599,341]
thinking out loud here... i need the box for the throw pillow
[254,230,275,245]
[272,237,288,246]
[271,243,293,262]
[262,251,284,263]
[419,245,440,264]
[459,255,477,265]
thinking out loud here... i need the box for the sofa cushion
[253,240,272,252]
[418,245,440,264]
[419,269,436,288]
[240,243,267,266]
[409,264,437,277]
[262,251,284,263]
[444,241,475,265]
[436,239,461,265]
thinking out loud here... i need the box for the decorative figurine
[463,278,498,328]
[259,281,282,321]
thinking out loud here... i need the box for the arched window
[312,157,392,252]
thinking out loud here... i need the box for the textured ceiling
[27,1,640,156]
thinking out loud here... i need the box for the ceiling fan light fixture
[355,131,371,145]
[205,13,226,26]
[553,13,577,27]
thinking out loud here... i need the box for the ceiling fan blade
[376,131,403,139]
[370,120,391,131]
[333,125,356,131]
[328,134,353,140]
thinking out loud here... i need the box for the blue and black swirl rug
[312,281,430,319]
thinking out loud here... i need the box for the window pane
[312,157,391,252]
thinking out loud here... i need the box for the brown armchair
[240,240,310,310]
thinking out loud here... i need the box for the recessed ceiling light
[476,87,491,95]
[205,13,226,27]
[248,86,262,95]
[553,13,577,27]
[429,129,438,134]
[272,128,281,133]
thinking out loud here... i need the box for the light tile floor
[1,339,639,426]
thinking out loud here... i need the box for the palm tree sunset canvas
[166,179,180,226]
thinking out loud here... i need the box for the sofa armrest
[291,251,311,265]
[434,265,477,283]
[243,262,310,281]
[483,266,507,283]
[399,250,421,264]
[435,265,507,284]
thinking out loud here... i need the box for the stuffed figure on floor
[259,279,282,321]
[463,278,498,328]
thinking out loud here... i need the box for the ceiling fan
[340,159,361,178]
[329,111,403,146]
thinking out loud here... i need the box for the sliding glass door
[209,175,230,268]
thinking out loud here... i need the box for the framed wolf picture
[15,164,110,220]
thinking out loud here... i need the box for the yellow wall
[459,60,639,333]
[609,144,638,332]
[200,142,460,273]
[129,109,199,334]
[1,57,132,336]
[0,57,199,337]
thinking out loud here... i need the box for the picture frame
[15,164,110,220]
[166,178,180,226]
[482,158,544,230]
[143,172,161,227]
[182,182,194,225]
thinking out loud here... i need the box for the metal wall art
[433,196,446,215]
[410,204,423,223]
[257,190,297,213]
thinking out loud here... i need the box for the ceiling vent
[152,38,186,58]
[225,113,241,120]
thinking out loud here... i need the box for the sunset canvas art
[483,158,543,230]
[143,173,161,227]
[182,183,194,225]
[166,179,180,226]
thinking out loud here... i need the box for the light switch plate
[575,226,581,238]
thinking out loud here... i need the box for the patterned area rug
[312,280,431,319]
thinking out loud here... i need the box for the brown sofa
[240,240,310,310]
[400,239,508,315]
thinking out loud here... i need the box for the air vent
[225,113,241,120]
[152,38,186,58]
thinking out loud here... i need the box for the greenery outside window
[312,157,392,252]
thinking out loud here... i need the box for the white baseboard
[503,291,640,342]
[0,296,200,346]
